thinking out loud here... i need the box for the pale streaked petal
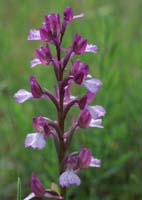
[23,192,35,200]
[87,105,106,119]
[14,89,33,103]
[83,78,102,93]
[89,119,103,128]
[90,157,101,168]
[28,29,41,40]
[25,133,46,149]
[30,58,42,68]
[44,189,63,199]
[59,169,81,187]
[87,74,92,78]
[73,13,84,19]
[85,44,98,53]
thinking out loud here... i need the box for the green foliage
[0,0,142,199]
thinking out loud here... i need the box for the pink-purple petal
[28,29,41,40]
[59,169,81,187]
[25,133,46,149]
[30,58,42,68]
[14,89,33,103]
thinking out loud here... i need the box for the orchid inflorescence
[14,6,106,200]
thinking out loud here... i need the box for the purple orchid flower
[30,44,53,68]
[64,6,84,22]
[15,6,106,199]
[14,76,44,103]
[25,116,51,149]
[77,105,106,129]
[59,147,101,187]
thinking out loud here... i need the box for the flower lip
[85,44,98,53]
[30,58,42,68]
[28,29,41,40]
[83,78,102,94]
[25,132,46,149]
[87,105,106,119]
[59,168,81,188]
[90,157,101,167]
[14,89,33,103]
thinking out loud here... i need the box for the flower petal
[87,105,106,119]
[14,89,33,103]
[25,133,46,149]
[44,189,63,199]
[89,119,103,128]
[30,58,42,68]
[23,192,35,200]
[90,157,101,168]
[28,29,41,40]
[59,169,81,187]
[85,44,98,53]
[73,13,84,19]
[83,78,102,93]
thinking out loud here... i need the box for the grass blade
[17,177,22,200]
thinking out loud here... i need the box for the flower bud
[35,45,52,65]
[77,109,91,128]
[71,60,89,84]
[32,116,51,137]
[40,26,52,42]
[30,76,43,98]
[31,173,45,197]
[78,147,92,168]
[45,13,61,34]
[64,7,74,22]
[72,34,87,55]
[78,95,87,110]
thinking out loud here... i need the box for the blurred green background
[0,0,142,199]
